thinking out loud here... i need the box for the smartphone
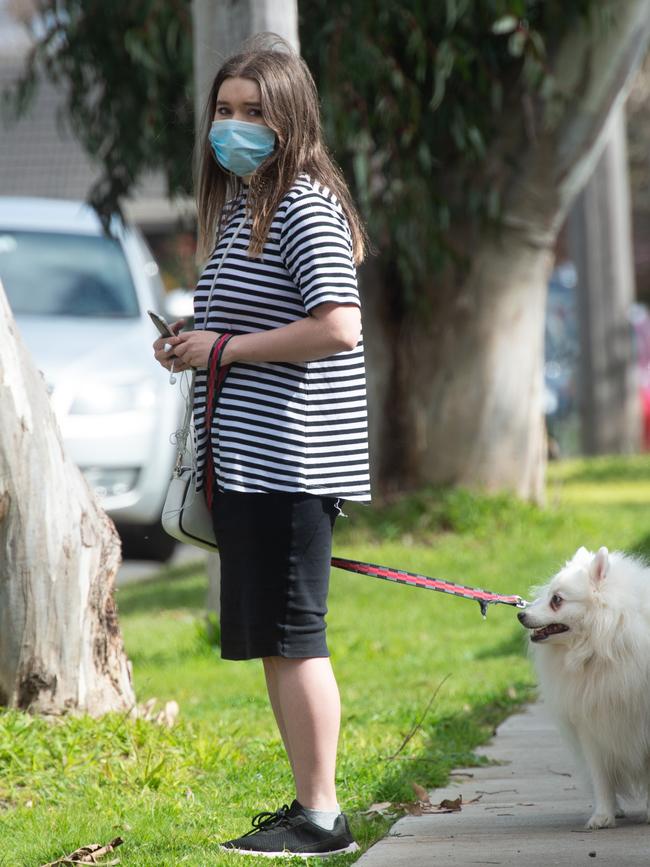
[147,309,173,338]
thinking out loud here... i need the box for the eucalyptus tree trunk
[366,233,551,499]
[0,286,134,715]
[365,0,650,500]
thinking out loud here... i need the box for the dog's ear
[571,546,591,566]
[589,547,609,586]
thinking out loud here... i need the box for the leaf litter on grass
[40,837,123,866]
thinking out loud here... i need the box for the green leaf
[430,40,456,110]
[417,141,433,172]
[467,126,485,158]
[124,31,161,74]
[528,29,546,58]
[508,30,527,57]
[353,150,369,198]
[492,15,519,35]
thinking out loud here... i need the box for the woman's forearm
[222,303,361,365]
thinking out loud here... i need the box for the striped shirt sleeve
[279,189,360,312]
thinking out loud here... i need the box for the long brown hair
[195,33,367,264]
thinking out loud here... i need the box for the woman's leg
[263,655,340,810]
[263,657,294,770]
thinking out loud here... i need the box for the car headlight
[70,381,157,415]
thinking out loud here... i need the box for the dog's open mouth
[531,623,570,642]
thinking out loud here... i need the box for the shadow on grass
[116,564,207,615]
[473,629,528,661]
[335,487,552,546]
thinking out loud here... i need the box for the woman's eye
[248,108,262,117]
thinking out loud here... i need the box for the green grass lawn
[3,455,650,865]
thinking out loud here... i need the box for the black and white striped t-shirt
[192,174,371,501]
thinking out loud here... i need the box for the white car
[0,196,189,560]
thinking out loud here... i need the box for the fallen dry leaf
[362,790,480,821]
[40,837,123,866]
[362,801,398,816]
[131,698,179,727]
[439,796,462,811]
[156,700,179,728]
[138,698,157,718]
[411,782,431,804]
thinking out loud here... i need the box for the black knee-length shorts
[210,490,340,660]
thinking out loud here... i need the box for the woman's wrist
[220,334,241,365]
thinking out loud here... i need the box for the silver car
[0,196,186,560]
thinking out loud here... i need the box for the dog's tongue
[531,623,570,642]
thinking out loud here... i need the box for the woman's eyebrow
[215,100,261,106]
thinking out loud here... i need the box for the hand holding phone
[148,309,173,338]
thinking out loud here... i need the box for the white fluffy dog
[518,546,650,829]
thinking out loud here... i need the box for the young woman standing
[153,34,370,858]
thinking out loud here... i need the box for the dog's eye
[550,594,563,611]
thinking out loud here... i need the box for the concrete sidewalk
[116,544,204,586]
[356,702,649,866]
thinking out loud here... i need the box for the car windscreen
[0,229,140,318]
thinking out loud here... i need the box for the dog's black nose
[517,611,527,624]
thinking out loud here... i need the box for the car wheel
[118,520,177,563]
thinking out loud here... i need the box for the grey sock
[300,803,341,831]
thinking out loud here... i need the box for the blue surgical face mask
[208,119,276,177]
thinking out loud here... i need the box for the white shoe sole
[220,841,360,858]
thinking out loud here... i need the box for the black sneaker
[220,800,359,858]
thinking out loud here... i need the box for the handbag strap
[172,213,247,474]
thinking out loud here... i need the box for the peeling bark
[0,285,134,716]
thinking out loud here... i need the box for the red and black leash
[204,332,235,511]
[206,335,528,618]
[331,556,527,618]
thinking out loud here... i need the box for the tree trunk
[363,229,551,501]
[0,287,134,715]
[363,0,650,499]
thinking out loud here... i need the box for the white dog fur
[518,546,650,829]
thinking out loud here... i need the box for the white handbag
[161,373,218,551]
[161,217,246,551]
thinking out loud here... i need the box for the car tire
[118,520,177,563]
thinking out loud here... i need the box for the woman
[153,34,370,858]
